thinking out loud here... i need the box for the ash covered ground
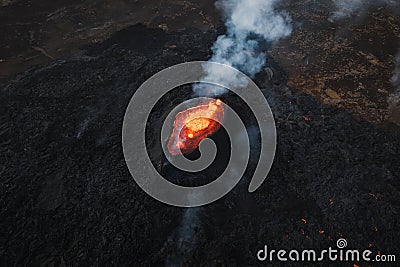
[1,1,400,266]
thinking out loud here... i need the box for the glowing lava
[167,99,224,155]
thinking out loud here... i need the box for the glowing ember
[167,99,224,155]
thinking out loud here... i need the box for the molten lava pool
[167,99,224,155]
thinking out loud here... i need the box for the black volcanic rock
[1,24,399,266]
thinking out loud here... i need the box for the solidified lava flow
[167,99,224,155]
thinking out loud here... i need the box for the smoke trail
[331,0,363,19]
[331,0,398,20]
[164,192,203,266]
[392,51,400,88]
[388,50,400,119]
[193,0,292,96]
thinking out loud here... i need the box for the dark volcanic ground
[1,23,400,266]
[272,0,400,125]
[0,0,218,83]
[1,0,399,126]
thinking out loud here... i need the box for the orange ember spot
[301,218,307,224]
[329,199,334,206]
[368,243,374,248]
[167,99,224,155]
[353,264,360,267]
[301,229,305,235]
[319,230,325,234]
[185,117,211,131]
[373,226,378,232]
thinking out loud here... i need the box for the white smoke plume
[193,0,292,96]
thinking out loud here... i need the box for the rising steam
[172,0,292,261]
[193,0,292,96]
[388,50,400,114]
[331,0,363,19]
[331,0,398,20]
[392,50,400,88]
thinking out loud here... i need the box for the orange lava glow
[167,99,224,155]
